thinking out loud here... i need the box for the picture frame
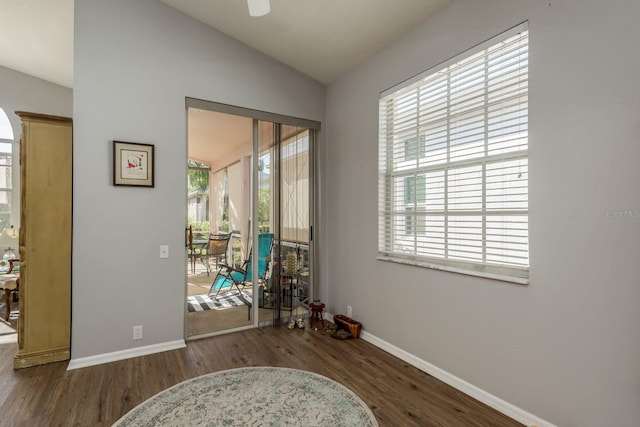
[113,141,155,187]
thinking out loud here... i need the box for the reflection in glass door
[256,122,312,325]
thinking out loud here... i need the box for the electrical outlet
[347,305,353,318]
[133,325,143,340]
[160,245,169,258]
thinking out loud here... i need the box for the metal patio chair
[208,233,273,303]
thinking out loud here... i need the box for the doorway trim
[187,98,320,130]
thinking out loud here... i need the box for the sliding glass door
[255,122,313,325]
[186,109,253,337]
[185,98,318,338]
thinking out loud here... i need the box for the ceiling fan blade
[248,0,270,17]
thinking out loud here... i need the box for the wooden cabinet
[13,112,72,369]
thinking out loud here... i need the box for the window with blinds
[378,23,529,283]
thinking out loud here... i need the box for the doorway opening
[185,99,319,338]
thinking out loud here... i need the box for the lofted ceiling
[1,0,449,165]
[0,0,74,88]
[160,0,449,84]
[0,0,449,89]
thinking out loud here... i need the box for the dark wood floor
[0,326,522,426]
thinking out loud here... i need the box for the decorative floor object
[187,291,251,312]
[112,366,378,426]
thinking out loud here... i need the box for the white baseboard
[67,340,186,371]
[326,313,554,427]
[65,317,553,426]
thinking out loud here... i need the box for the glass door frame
[254,121,316,325]
[185,97,320,334]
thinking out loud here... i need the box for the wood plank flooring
[0,326,522,426]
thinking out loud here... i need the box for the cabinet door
[14,112,72,369]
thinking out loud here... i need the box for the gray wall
[72,0,325,358]
[0,66,73,227]
[323,0,640,426]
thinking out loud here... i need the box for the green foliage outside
[258,187,270,233]
[188,160,209,194]
[188,220,209,231]
[187,159,272,240]
[188,160,210,234]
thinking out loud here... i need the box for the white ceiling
[1,0,449,165]
[0,0,448,89]
[0,0,74,88]
[160,0,449,84]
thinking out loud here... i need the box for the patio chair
[208,233,273,302]
[188,226,217,274]
[201,232,231,276]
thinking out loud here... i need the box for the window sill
[376,256,529,285]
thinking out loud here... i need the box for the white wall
[0,66,73,226]
[72,0,324,359]
[0,66,73,129]
[324,0,640,426]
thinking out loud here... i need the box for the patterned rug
[112,366,378,426]
[187,291,251,312]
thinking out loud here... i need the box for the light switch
[160,245,169,258]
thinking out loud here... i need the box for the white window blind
[378,23,529,282]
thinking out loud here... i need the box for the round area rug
[113,366,378,426]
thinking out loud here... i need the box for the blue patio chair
[209,233,274,302]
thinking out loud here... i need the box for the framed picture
[113,141,155,187]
